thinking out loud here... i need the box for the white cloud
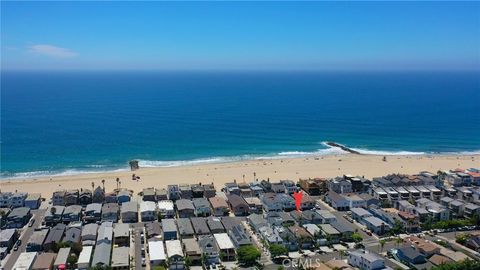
[28,44,78,58]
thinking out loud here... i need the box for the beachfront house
[52,190,66,206]
[65,189,79,206]
[192,184,205,198]
[224,182,241,195]
[24,193,41,209]
[328,178,353,193]
[179,184,193,199]
[203,183,217,198]
[167,185,181,201]
[117,189,131,204]
[92,186,105,203]
[10,192,27,208]
[298,178,328,196]
[156,188,169,201]
[143,188,156,202]
[79,189,92,206]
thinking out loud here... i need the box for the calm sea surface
[1,71,479,178]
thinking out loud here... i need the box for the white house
[348,250,385,270]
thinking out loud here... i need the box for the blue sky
[1,2,479,70]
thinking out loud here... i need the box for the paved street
[132,222,146,270]
[2,208,46,270]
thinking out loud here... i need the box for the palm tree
[395,237,403,248]
[379,239,386,253]
[339,250,347,259]
[116,178,120,190]
[101,179,105,191]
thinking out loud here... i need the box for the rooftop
[214,233,235,250]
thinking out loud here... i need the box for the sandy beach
[0,154,478,197]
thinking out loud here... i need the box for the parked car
[13,240,21,251]
[28,218,35,227]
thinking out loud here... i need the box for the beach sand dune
[1,154,477,197]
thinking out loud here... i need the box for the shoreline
[0,154,478,197]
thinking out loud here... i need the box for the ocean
[1,70,479,178]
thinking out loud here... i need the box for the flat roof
[214,233,235,250]
[114,223,130,238]
[13,252,37,269]
[148,241,166,261]
[319,224,340,235]
[140,201,157,212]
[111,246,129,267]
[54,247,71,266]
[351,207,372,217]
[158,200,174,210]
[162,219,177,232]
[166,240,183,258]
[77,245,93,264]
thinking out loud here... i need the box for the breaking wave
[2,142,479,179]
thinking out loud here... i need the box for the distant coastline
[2,142,479,180]
[1,154,478,198]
